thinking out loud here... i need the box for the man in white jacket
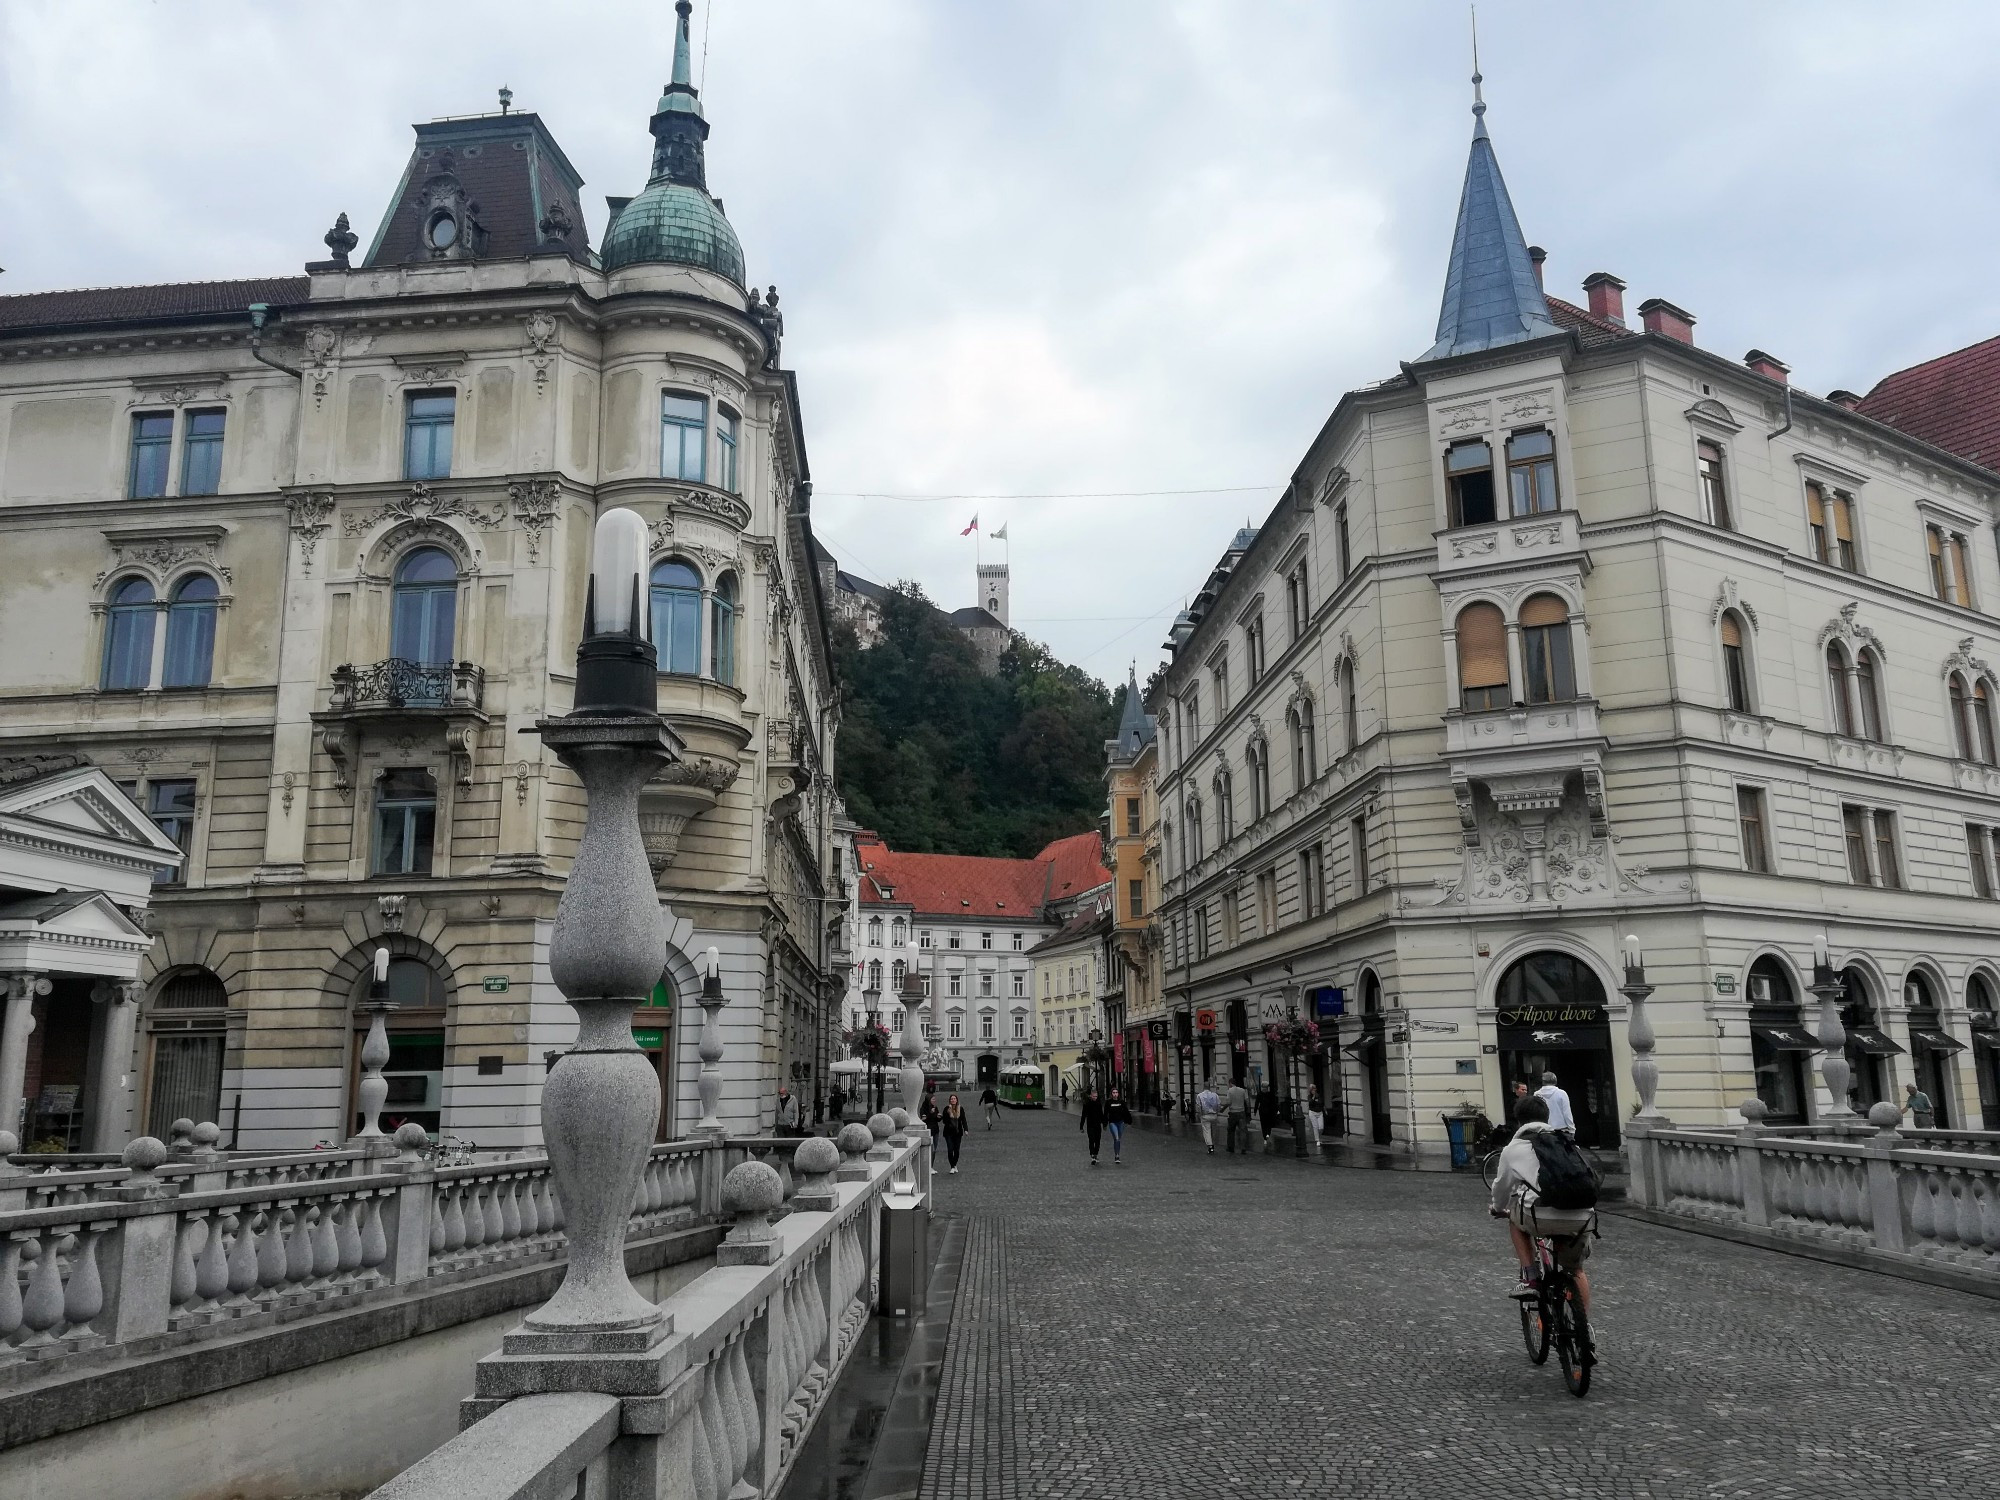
[1487,1096,1593,1312]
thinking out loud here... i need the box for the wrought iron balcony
[329,658,484,714]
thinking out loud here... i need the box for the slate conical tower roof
[1114,668,1155,756]
[1419,67,1557,362]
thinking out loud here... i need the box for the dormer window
[1505,429,1558,515]
[1445,440,1496,527]
[426,211,460,251]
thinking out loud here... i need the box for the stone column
[898,959,927,1120]
[0,974,51,1140]
[87,980,145,1152]
[694,947,727,1137]
[1811,939,1853,1119]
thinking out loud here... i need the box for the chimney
[1638,297,1696,344]
[1528,246,1547,290]
[1581,272,1626,327]
[1827,389,1863,409]
[1744,349,1790,385]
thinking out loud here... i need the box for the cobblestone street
[916,1109,1999,1499]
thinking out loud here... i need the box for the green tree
[834,584,1118,857]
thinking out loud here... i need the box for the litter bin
[1441,1113,1474,1169]
[878,1188,930,1317]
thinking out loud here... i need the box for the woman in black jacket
[1078,1088,1106,1165]
[1105,1088,1134,1164]
[939,1094,968,1173]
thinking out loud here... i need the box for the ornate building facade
[0,2,839,1148]
[1150,81,2000,1153]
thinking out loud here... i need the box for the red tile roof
[855,831,1109,920]
[1857,334,2000,470]
[0,277,311,334]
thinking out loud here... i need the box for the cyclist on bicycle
[1487,1096,1591,1311]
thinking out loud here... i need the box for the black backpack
[1530,1130,1598,1209]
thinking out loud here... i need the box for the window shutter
[1949,534,1972,604]
[1720,613,1743,649]
[1520,594,1569,628]
[1456,604,1508,689]
[1831,493,1855,544]
[1806,483,1826,530]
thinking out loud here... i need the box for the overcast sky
[6,1,2000,687]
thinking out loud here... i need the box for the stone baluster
[0,1228,26,1361]
[1736,1098,1772,1228]
[0,1129,27,1213]
[351,948,398,1151]
[695,947,728,1139]
[1810,940,1853,1118]
[835,1123,873,1183]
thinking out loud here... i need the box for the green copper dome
[601,183,744,281]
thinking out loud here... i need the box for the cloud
[6,0,2000,687]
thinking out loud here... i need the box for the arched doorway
[1345,972,1391,1145]
[1967,973,2000,1130]
[1494,951,1619,1149]
[1747,956,1813,1125]
[1226,998,1249,1086]
[145,968,229,1138]
[1839,967,1900,1113]
[1903,972,1964,1130]
[349,954,448,1138]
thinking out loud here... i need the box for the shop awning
[1972,1028,2000,1053]
[1751,1024,1820,1052]
[1341,1036,1378,1058]
[1846,1025,1904,1057]
[1908,1027,1968,1055]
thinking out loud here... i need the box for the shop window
[1747,958,1810,1125]
[1456,602,1509,711]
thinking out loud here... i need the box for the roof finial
[672,0,694,88]
[1470,5,1487,133]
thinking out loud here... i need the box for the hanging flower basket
[1262,1017,1323,1057]
[842,1023,892,1062]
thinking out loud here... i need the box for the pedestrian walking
[1223,1079,1251,1154]
[940,1093,968,1172]
[775,1086,800,1138]
[1105,1088,1134,1164]
[1196,1081,1221,1153]
[1060,1077,1071,1106]
[1306,1085,1324,1150]
[1903,1082,1936,1130]
[1506,1080,1531,1127]
[1078,1088,1107,1165]
[920,1088,942,1137]
[1256,1086,1280,1146]
[1535,1072,1577,1136]
[980,1084,1000,1129]
[828,1085,846,1125]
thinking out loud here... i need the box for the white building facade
[1151,88,2000,1153]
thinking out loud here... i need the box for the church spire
[1418,51,1557,362]
[646,0,711,189]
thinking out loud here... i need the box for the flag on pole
[992,523,1009,541]
[961,514,979,535]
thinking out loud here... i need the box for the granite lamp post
[523,508,686,1339]
[1622,934,1663,1121]
[350,948,396,1150]
[1811,935,1854,1118]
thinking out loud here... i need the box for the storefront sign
[1195,1008,1218,1033]
[1495,1002,1605,1029]
[1312,986,1345,1017]
[1146,1019,1168,1040]
[482,976,511,993]
[631,1028,663,1048]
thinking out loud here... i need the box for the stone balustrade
[0,1126,840,1376]
[371,1130,926,1500]
[1626,1104,2000,1285]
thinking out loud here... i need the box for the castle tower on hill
[976,562,1010,627]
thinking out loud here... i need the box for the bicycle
[1510,1197,1596,1398]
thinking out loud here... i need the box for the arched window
[891,958,907,991]
[1520,595,1576,703]
[147,967,228,1137]
[1456,602,1509,710]
[710,573,738,685]
[1161,817,1175,875]
[1214,769,1234,842]
[1969,971,1997,1019]
[390,548,458,666]
[866,959,882,991]
[1966,679,2000,765]
[1827,643,1855,736]
[1290,701,1316,787]
[890,918,906,946]
[1185,797,1204,864]
[1721,611,1751,713]
[101,577,156,691]
[649,559,702,676]
[162,574,219,689]
[1343,664,1358,752]
[866,915,883,945]
[1951,675,1973,758]
[1246,741,1270,821]
[1854,648,1885,742]
[1746,955,1810,1124]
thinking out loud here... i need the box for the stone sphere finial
[0,1130,18,1157]
[793,1135,840,1179]
[121,1136,169,1177]
[1738,1098,1769,1123]
[191,1121,222,1151]
[890,1107,909,1128]
[867,1112,894,1142]
[1867,1100,1902,1133]
[837,1123,873,1158]
[393,1122,430,1166]
[723,1159,785,1218]
[167,1118,195,1152]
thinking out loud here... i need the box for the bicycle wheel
[1480,1149,1503,1189]
[1556,1293,1593,1397]
[1519,1286,1551,1364]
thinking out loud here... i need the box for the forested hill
[832,584,1119,858]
